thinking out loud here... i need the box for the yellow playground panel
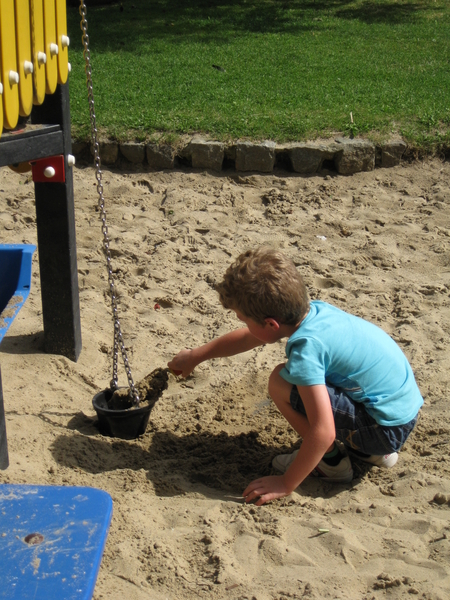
[0,0,70,133]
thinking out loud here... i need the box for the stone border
[71,136,408,175]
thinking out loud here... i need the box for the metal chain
[79,1,140,405]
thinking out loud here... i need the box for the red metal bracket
[31,155,65,183]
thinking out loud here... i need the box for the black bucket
[92,388,152,440]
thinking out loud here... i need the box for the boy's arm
[243,384,336,505]
[168,328,265,377]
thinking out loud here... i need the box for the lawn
[67,0,450,150]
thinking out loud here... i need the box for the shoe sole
[370,454,398,468]
[348,451,398,468]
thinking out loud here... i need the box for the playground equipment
[1,0,82,465]
[1,0,146,444]
[0,484,113,600]
[0,0,81,462]
[0,0,81,362]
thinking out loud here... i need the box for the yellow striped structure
[0,0,69,134]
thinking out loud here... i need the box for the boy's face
[234,310,281,344]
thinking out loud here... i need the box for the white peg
[0,83,3,94]
[50,43,59,56]
[38,52,47,65]
[44,166,56,178]
[67,154,76,167]
[61,35,70,48]
[9,71,19,85]
[68,63,72,73]
[24,61,34,75]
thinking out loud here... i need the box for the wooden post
[0,367,9,470]
[31,83,82,361]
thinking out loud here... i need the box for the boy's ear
[264,317,280,331]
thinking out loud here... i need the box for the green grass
[67,0,450,150]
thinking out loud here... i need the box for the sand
[1,159,450,600]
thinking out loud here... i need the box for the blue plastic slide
[0,244,36,343]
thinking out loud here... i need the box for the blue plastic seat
[0,484,113,599]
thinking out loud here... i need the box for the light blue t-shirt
[280,301,423,426]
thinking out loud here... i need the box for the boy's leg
[269,367,403,475]
[269,365,353,482]
[268,364,334,453]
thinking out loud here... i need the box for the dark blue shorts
[290,384,418,455]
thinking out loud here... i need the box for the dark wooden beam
[31,84,82,361]
[0,125,63,167]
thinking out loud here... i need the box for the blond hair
[216,247,309,325]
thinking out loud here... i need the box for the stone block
[335,138,375,175]
[146,144,175,169]
[381,140,407,168]
[119,142,146,164]
[91,140,119,165]
[72,141,88,156]
[286,142,340,174]
[188,139,224,171]
[235,141,276,172]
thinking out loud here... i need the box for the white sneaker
[272,449,300,473]
[272,449,353,483]
[348,451,398,468]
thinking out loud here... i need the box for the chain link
[79,1,140,405]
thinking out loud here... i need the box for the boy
[168,247,423,506]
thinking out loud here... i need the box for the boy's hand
[167,349,198,378]
[242,475,293,506]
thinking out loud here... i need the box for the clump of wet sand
[107,367,169,410]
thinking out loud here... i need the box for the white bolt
[67,154,76,167]
[50,43,59,56]
[9,71,19,85]
[68,63,72,73]
[61,35,70,48]
[24,61,34,75]
[44,166,56,178]
[37,52,47,65]
[0,82,3,94]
